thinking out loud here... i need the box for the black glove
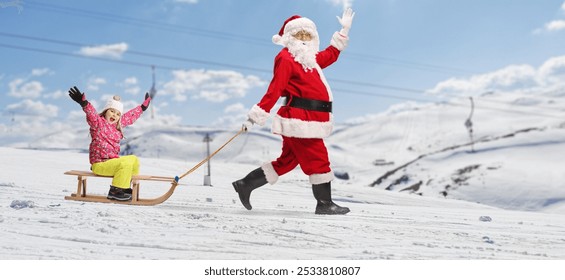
[68,86,88,107]
[141,92,151,111]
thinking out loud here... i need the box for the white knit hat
[103,95,123,114]
[272,15,318,46]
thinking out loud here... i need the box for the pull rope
[173,128,245,183]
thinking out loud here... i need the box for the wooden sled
[64,170,179,206]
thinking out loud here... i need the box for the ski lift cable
[0,41,429,95]
[23,0,476,75]
[1,43,563,120]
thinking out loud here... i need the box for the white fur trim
[330,31,348,51]
[272,114,333,138]
[310,171,334,184]
[261,162,278,185]
[284,17,316,36]
[247,104,270,126]
[314,65,333,102]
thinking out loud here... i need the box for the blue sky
[1,0,565,133]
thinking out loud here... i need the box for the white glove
[336,8,355,36]
[242,119,255,131]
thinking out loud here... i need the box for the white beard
[287,38,319,72]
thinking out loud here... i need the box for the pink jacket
[83,102,143,164]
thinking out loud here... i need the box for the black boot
[232,168,268,210]
[107,185,132,201]
[312,182,350,215]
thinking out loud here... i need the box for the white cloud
[326,0,353,9]
[4,99,58,119]
[66,109,87,123]
[78,43,128,59]
[224,103,246,114]
[31,68,52,77]
[121,77,141,95]
[125,87,141,95]
[428,55,565,97]
[123,77,138,85]
[545,20,565,31]
[45,90,65,99]
[534,4,565,34]
[162,69,266,102]
[537,56,565,86]
[212,103,248,128]
[174,0,198,3]
[87,77,107,91]
[8,79,44,98]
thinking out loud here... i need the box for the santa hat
[103,95,124,114]
[272,15,318,46]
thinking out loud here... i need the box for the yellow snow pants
[91,155,140,189]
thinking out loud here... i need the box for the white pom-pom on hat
[272,34,283,45]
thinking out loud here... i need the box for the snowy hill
[10,89,565,213]
[328,93,565,213]
[1,147,565,261]
[1,90,565,261]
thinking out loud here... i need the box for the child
[68,86,151,201]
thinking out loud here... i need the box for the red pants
[267,136,333,184]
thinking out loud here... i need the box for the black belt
[286,96,332,112]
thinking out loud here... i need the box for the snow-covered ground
[1,90,565,277]
[2,145,563,260]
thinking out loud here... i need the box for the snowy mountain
[13,89,565,213]
[1,90,565,263]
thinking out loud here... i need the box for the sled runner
[64,170,179,206]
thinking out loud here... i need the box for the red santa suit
[246,15,349,185]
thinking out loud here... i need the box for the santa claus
[233,8,355,215]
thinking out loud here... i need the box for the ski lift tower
[464,97,475,153]
[149,65,157,119]
[203,133,213,186]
